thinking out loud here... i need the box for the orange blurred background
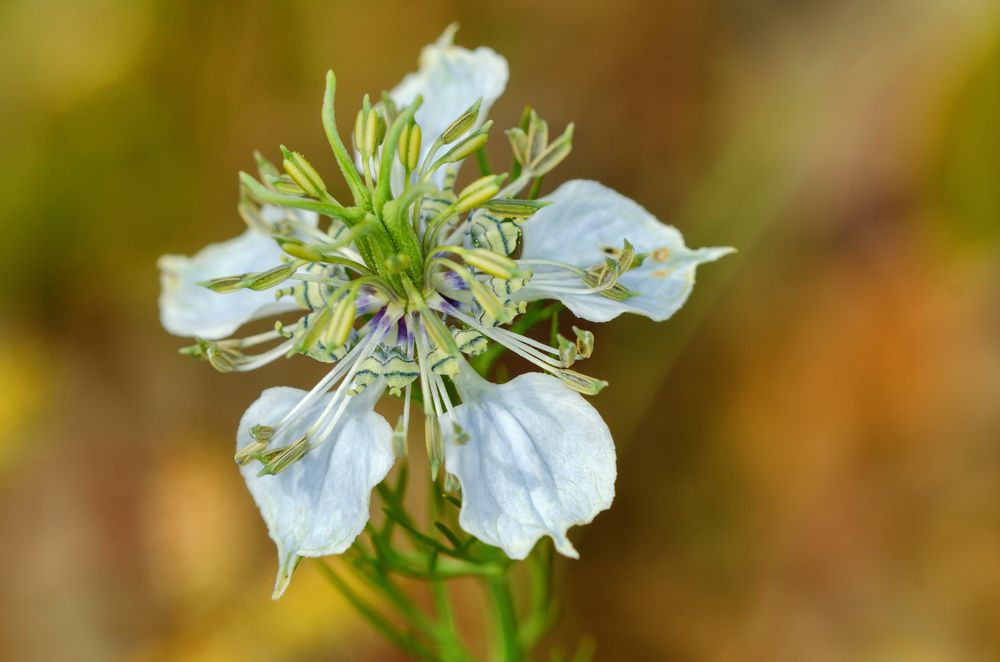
[1,1,999,660]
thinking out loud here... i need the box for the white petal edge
[442,370,616,560]
[518,179,735,322]
[237,386,394,598]
[389,25,508,189]
[158,207,317,339]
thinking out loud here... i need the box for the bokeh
[1,0,999,660]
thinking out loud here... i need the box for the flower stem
[485,570,522,662]
[316,559,436,660]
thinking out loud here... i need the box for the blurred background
[1,0,999,660]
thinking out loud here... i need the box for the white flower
[159,26,731,597]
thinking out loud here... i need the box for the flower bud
[280,145,327,198]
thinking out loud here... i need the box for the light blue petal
[237,386,394,598]
[158,207,318,339]
[519,179,734,322]
[389,25,508,189]
[442,370,615,559]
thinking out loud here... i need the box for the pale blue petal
[389,25,508,189]
[519,179,734,322]
[158,206,317,339]
[237,386,394,598]
[442,370,615,559]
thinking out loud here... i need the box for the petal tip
[271,551,301,600]
[553,535,579,559]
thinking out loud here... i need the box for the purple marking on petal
[370,306,388,328]
[440,295,464,311]
[396,318,411,345]
[354,291,382,316]
[441,271,468,290]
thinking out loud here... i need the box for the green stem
[519,541,558,648]
[486,570,522,662]
[476,145,493,176]
[527,175,545,200]
[316,560,435,661]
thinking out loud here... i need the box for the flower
[159,25,732,598]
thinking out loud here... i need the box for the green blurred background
[1,0,999,660]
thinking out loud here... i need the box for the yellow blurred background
[1,0,999,660]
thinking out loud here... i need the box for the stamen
[433,301,560,366]
[305,316,395,450]
[517,258,589,276]
[410,313,444,478]
[393,381,412,458]
[235,339,296,372]
[266,324,381,443]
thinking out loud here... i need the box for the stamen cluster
[185,74,623,477]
